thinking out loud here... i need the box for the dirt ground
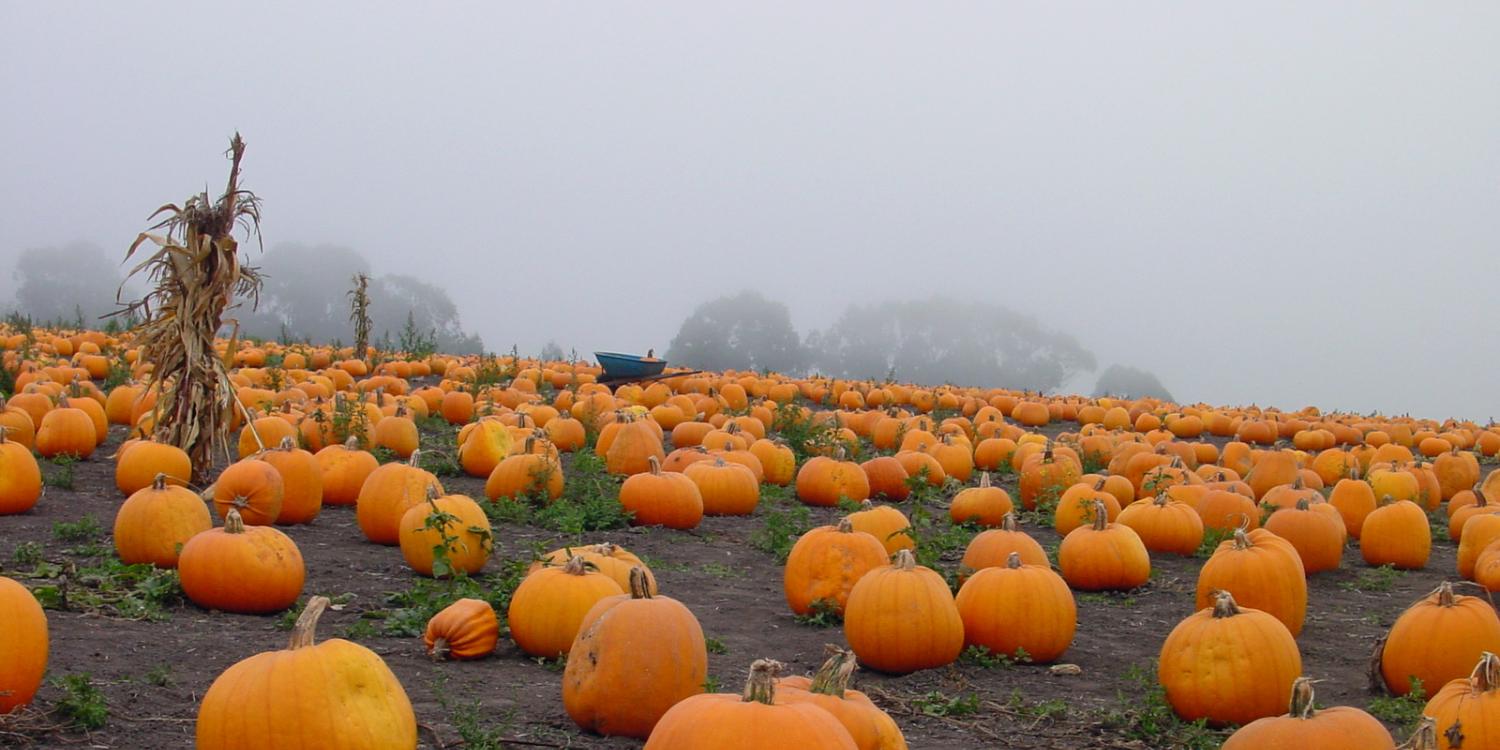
[0,422,1465,749]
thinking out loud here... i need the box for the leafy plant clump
[53,673,108,730]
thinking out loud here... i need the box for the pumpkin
[1328,471,1378,538]
[619,456,703,529]
[35,405,96,459]
[372,404,419,458]
[1196,528,1307,635]
[179,509,305,613]
[508,555,624,657]
[210,458,285,526]
[1058,500,1151,591]
[1262,498,1345,573]
[260,438,322,525]
[843,550,964,674]
[1221,677,1394,749]
[1246,451,1300,500]
[1459,511,1500,580]
[355,454,443,545]
[1424,652,1500,750]
[0,432,42,515]
[956,552,1075,663]
[1361,497,1431,570]
[424,598,499,660]
[684,458,760,515]
[1196,489,1261,532]
[114,440,192,496]
[457,419,514,477]
[949,473,1013,526]
[1117,493,1205,555]
[564,567,708,739]
[958,514,1049,581]
[642,659,857,749]
[236,415,298,459]
[860,456,911,502]
[776,647,908,750]
[605,417,665,476]
[1053,478,1121,535]
[0,575,47,714]
[531,543,659,594]
[1375,582,1500,698]
[749,438,796,486]
[114,473,213,568]
[485,437,564,502]
[1159,591,1302,726]
[797,453,872,507]
[1017,446,1081,509]
[196,596,417,749]
[784,518,889,616]
[315,437,379,506]
[846,501,915,555]
[398,490,493,577]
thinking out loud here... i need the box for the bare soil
[0,423,1464,749]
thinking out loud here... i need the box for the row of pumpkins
[1,335,1499,745]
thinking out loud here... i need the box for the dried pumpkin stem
[1397,717,1437,750]
[892,549,916,571]
[1212,591,1242,618]
[562,555,589,576]
[1473,651,1500,692]
[1434,581,1456,608]
[288,596,331,649]
[808,646,857,697]
[627,566,653,599]
[152,473,168,491]
[741,659,785,704]
[1001,513,1020,531]
[836,517,854,533]
[223,508,246,535]
[1090,500,1108,531]
[1286,677,1316,719]
[1005,551,1023,570]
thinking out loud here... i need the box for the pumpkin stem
[1472,651,1500,692]
[152,473,168,491]
[1153,491,1170,508]
[429,637,451,662]
[1295,498,1310,511]
[1397,717,1438,750]
[561,555,589,576]
[627,566,653,599]
[1286,677,1317,719]
[892,549,916,571]
[741,659,785,704]
[1006,551,1023,570]
[807,646,857,697]
[287,595,331,649]
[277,436,295,451]
[1211,590,1242,618]
[407,449,423,466]
[648,455,662,476]
[979,472,991,489]
[1000,513,1019,532]
[223,508,246,535]
[836,517,854,533]
[1434,581,1456,608]
[1090,500,1108,531]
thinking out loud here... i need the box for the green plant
[53,673,108,730]
[702,675,723,693]
[1340,564,1404,593]
[143,664,173,687]
[770,402,843,462]
[793,598,841,628]
[750,504,813,563]
[12,541,43,567]
[705,636,728,655]
[433,676,516,750]
[1005,689,1069,723]
[1194,526,1236,558]
[26,554,182,621]
[1367,677,1426,735]
[1100,662,1228,750]
[1018,484,1063,527]
[912,691,980,717]
[52,515,100,542]
[42,455,78,491]
[961,645,1031,668]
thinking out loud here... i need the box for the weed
[53,673,108,730]
[1079,592,1138,607]
[1195,526,1235,558]
[1006,689,1069,723]
[1367,678,1426,735]
[750,503,813,563]
[433,676,514,750]
[1018,484,1062,527]
[12,541,43,567]
[26,555,182,621]
[370,446,399,464]
[961,644,1031,668]
[532,655,568,672]
[705,636,728,655]
[364,554,533,638]
[912,691,980,717]
[1100,662,1228,750]
[42,456,78,490]
[143,664,173,687]
[702,675,723,693]
[793,598,842,628]
[1340,564,1404,593]
[699,562,743,580]
[771,401,844,462]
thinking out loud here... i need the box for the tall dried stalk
[113,133,264,481]
[349,273,371,362]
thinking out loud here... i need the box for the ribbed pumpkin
[949,473,1014,526]
[1459,511,1500,580]
[843,550,964,674]
[1196,527,1307,635]
[508,555,624,657]
[0,401,36,450]
[846,501,914,555]
[398,491,493,577]
[196,596,417,749]
[1263,498,1346,573]
[564,567,708,739]
[775,647,908,750]
[1159,591,1302,726]
[35,405,96,459]
[619,456,703,529]
[797,453,872,507]
[1328,471,1378,538]
[315,437,379,506]
[784,519,889,616]
[1221,677,1394,750]
[458,419,514,478]
[860,456,911,502]
[1196,489,1260,532]
[1376,582,1500,698]
[210,459,285,526]
[1017,447,1081,509]
[355,454,443,545]
[1058,500,1151,591]
[749,438,797,486]
[0,432,42,515]
[485,437,564,502]
[642,659,857,749]
[0,575,47,714]
[958,514,1049,582]
[1117,493,1205,555]
[423,598,499,661]
[531,543,659,595]
[1361,497,1431,570]
[684,458,759,515]
[372,404,419,458]
[260,438,323,525]
[605,417,665,476]
[179,510,305,613]
[1053,478,1121,535]
[114,440,192,496]
[1424,652,1500,750]
[113,474,213,568]
[956,552,1076,663]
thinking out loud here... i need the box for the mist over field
[1,2,1495,419]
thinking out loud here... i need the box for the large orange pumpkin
[783,518,888,617]
[508,555,624,657]
[1057,500,1151,591]
[1221,677,1394,749]
[775,647,908,750]
[1376,582,1500,698]
[955,552,1076,663]
[210,459,285,526]
[179,509,305,614]
[642,659,857,749]
[1424,652,1500,750]
[355,454,443,545]
[1159,591,1302,726]
[0,432,43,515]
[113,473,213,568]
[0,575,47,714]
[843,550,964,675]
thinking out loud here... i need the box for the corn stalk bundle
[114,134,264,481]
[349,273,371,362]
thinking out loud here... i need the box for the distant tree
[369,274,483,354]
[667,291,807,373]
[808,298,1095,391]
[1092,364,1174,401]
[538,340,565,362]
[11,243,127,324]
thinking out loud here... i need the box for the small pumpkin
[35,405,97,459]
[114,473,213,568]
[0,431,43,515]
[843,550,964,675]
[210,459,285,526]
[1196,527,1307,635]
[508,555,624,658]
[797,453,872,507]
[355,453,444,545]
[619,456,703,529]
[196,596,417,749]
[846,501,915,555]
[398,490,493,577]
[642,659,857,749]
[684,458,760,515]
[260,437,323,525]
[530,542,659,595]
[114,440,192,496]
[1424,651,1500,750]
[958,513,1049,582]
[179,509,305,613]
[783,518,888,617]
[955,552,1076,663]
[315,436,380,506]
[1159,591,1302,726]
[1117,492,1205,556]
[949,473,1014,526]
[1361,496,1431,570]
[423,598,499,661]
[1263,498,1346,573]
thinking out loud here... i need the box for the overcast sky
[2,2,1496,420]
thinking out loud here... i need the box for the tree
[1092,364,1175,401]
[667,291,807,373]
[808,298,1095,391]
[538,340,565,362]
[10,242,127,324]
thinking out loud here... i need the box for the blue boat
[594,350,667,381]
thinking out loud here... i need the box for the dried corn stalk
[113,133,264,481]
[349,273,371,362]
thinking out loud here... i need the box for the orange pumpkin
[508,555,623,658]
[642,659,856,749]
[0,575,47,713]
[955,552,1075,663]
[775,647,908,750]
[179,509,305,613]
[1159,590,1302,726]
[843,550,964,675]
[1376,582,1500,698]
[113,474,213,568]
[423,598,499,661]
[783,519,888,617]
[1221,677,1393,750]
[210,459,285,526]
[1057,500,1151,591]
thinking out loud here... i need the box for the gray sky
[2,2,1497,420]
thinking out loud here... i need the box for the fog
[2,2,1496,420]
